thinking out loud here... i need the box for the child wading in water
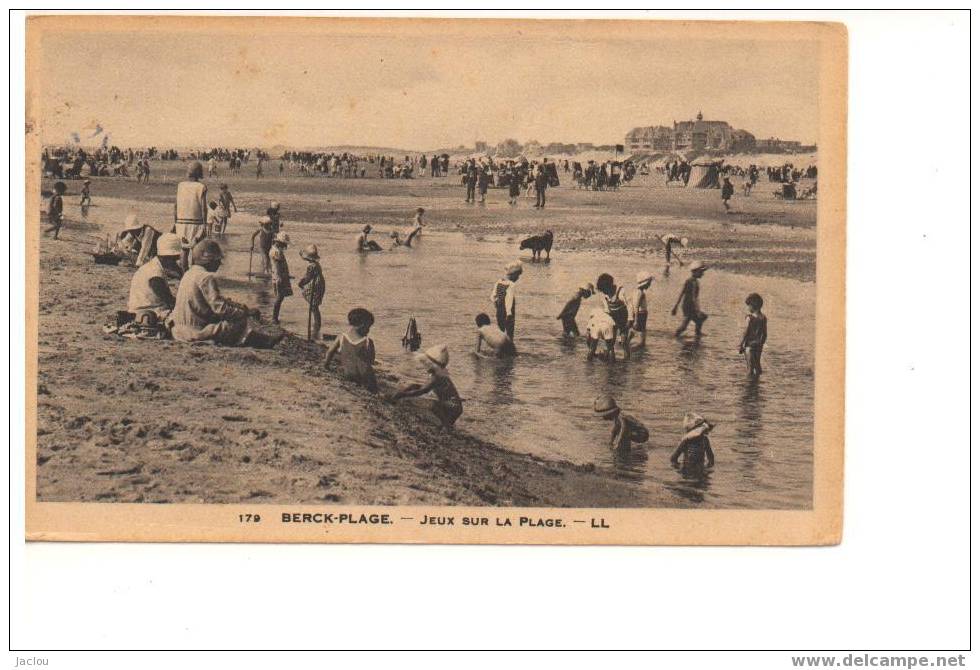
[630,271,653,349]
[556,282,595,337]
[324,308,378,392]
[44,181,66,239]
[738,292,768,376]
[251,216,274,275]
[585,310,617,361]
[672,261,709,338]
[475,313,517,358]
[593,395,649,454]
[491,261,523,341]
[298,244,325,340]
[269,232,292,323]
[391,344,464,429]
[596,273,632,359]
[671,412,715,478]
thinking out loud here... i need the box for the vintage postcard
[24,14,846,545]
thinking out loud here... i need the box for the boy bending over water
[475,313,517,357]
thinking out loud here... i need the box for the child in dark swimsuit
[391,344,463,429]
[594,395,649,453]
[556,282,594,337]
[670,412,715,478]
[739,293,768,376]
[596,273,632,359]
[324,308,377,392]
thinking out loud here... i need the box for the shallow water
[217,221,814,509]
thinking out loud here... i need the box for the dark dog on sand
[519,230,554,261]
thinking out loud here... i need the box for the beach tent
[687,162,721,188]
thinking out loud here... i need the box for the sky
[36,23,820,151]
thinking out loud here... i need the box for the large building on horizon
[625,111,816,155]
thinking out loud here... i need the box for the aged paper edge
[23,15,846,545]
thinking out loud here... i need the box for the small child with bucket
[391,344,463,429]
[670,412,716,477]
[593,395,649,453]
[297,244,325,340]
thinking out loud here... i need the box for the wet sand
[35,164,816,506]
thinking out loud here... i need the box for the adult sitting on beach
[116,213,161,267]
[126,233,183,327]
[173,161,208,270]
[170,239,282,348]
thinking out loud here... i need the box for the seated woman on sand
[127,233,183,326]
[169,239,282,348]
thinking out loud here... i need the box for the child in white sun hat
[391,344,463,429]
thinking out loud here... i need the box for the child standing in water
[475,313,517,358]
[585,310,617,361]
[738,292,768,376]
[298,244,325,340]
[630,271,653,349]
[671,412,715,477]
[269,232,292,324]
[491,261,523,341]
[391,344,464,429]
[324,308,377,392]
[672,261,709,338]
[556,282,595,337]
[596,273,632,358]
[250,216,274,275]
[593,395,649,453]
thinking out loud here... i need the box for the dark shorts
[633,311,648,332]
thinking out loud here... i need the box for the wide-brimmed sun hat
[274,232,290,245]
[156,233,183,257]
[505,260,523,275]
[579,281,595,293]
[684,412,708,432]
[270,201,280,210]
[636,270,654,288]
[593,395,620,417]
[258,215,272,225]
[689,261,709,273]
[415,344,449,371]
[299,244,319,261]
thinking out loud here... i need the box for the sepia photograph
[24,15,846,544]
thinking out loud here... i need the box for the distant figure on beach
[392,344,464,430]
[556,282,595,337]
[630,271,654,350]
[722,177,734,212]
[297,244,325,341]
[267,201,282,234]
[672,262,708,338]
[533,162,549,208]
[356,224,382,252]
[475,313,517,358]
[324,308,378,392]
[491,261,523,340]
[218,184,237,233]
[738,293,768,376]
[596,273,632,359]
[169,239,280,348]
[173,161,208,270]
[659,233,688,267]
[269,232,292,324]
[79,179,92,209]
[44,181,65,239]
[251,216,274,275]
[206,201,221,238]
[671,412,715,478]
[593,395,649,454]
